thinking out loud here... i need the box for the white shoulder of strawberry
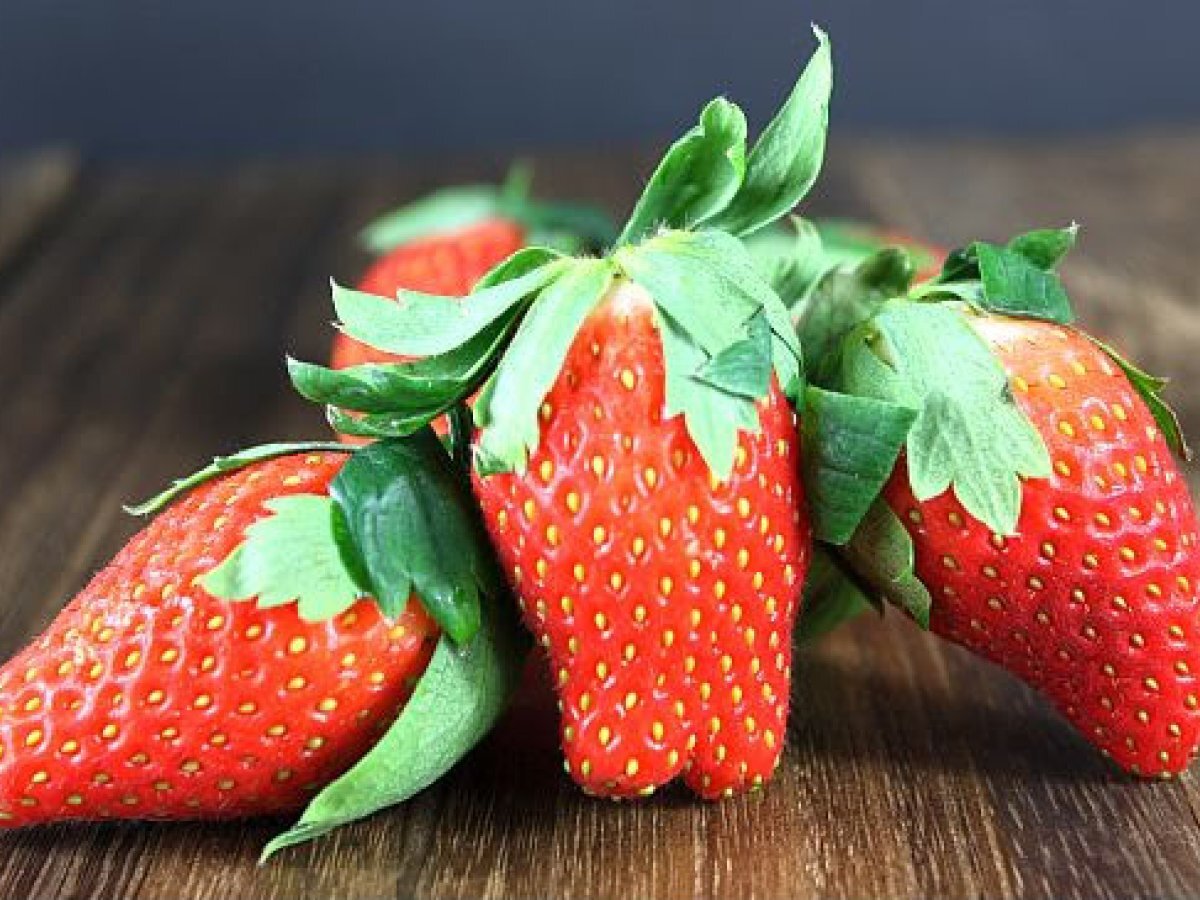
[294,28,833,483]
[358,161,618,255]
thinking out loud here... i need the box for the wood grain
[0,135,1198,898]
[0,149,78,277]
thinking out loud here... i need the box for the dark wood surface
[0,135,1198,899]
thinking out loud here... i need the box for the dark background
[1,0,1198,160]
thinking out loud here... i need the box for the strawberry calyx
[291,28,832,482]
[359,162,617,255]
[791,223,1194,638]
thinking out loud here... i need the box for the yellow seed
[594,612,609,631]
[625,758,640,777]
[539,460,554,483]
[736,548,750,569]
[592,525,607,545]
[620,369,636,390]
[1090,415,1106,431]
[714,528,727,549]
[574,563,586,582]
[193,694,212,710]
[1047,373,1067,389]
[651,721,665,742]
[631,536,646,557]
[1113,461,1128,478]
[100,724,118,741]
[688,559,701,578]
[659,517,672,538]
[275,769,293,783]
[660,576,674,596]
[1084,553,1099,569]
[644,467,659,489]
[1135,454,1148,472]
[1146,677,1161,692]
[181,759,201,774]
[238,701,258,714]
[1055,460,1072,477]
[596,662,609,680]
[1041,542,1056,559]
[598,726,612,746]
[591,455,605,478]
[288,637,308,655]
[1059,421,1076,438]
[546,524,561,546]
[609,571,624,590]
[662,630,675,648]
[146,689,165,706]
[1120,546,1136,562]
[633,604,646,623]
[318,698,338,713]
[60,739,79,755]
[244,625,263,641]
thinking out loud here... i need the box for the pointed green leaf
[840,500,932,628]
[1008,224,1078,270]
[330,433,496,645]
[261,588,527,861]
[124,442,349,517]
[200,495,366,623]
[708,27,832,237]
[474,259,614,475]
[289,302,517,423]
[694,311,771,399]
[802,386,916,544]
[658,307,759,480]
[617,98,748,245]
[334,249,565,358]
[839,302,1051,535]
[797,548,876,643]
[1088,334,1191,460]
[975,243,1074,324]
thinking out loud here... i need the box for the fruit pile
[1,29,1196,860]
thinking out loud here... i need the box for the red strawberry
[472,281,810,798]
[798,225,1200,776]
[332,219,526,372]
[886,316,1200,775]
[0,452,438,825]
[293,31,832,799]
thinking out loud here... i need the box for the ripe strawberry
[885,316,1200,776]
[473,281,810,798]
[332,219,526,372]
[293,31,834,798]
[0,452,437,825]
[797,225,1200,776]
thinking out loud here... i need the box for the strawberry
[0,433,519,834]
[886,315,1200,775]
[797,225,1200,776]
[473,281,810,797]
[0,451,430,825]
[292,29,834,797]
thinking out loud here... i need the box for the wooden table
[1,134,1199,899]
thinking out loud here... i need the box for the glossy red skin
[473,283,811,799]
[885,315,1200,776]
[331,218,526,372]
[0,453,438,825]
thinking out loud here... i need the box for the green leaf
[708,26,833,237]
[334,249,565,358]
[289,304,517,427]
[797,548,876,643]
[1088,334,1192,460]
[974,243,1074,324]
[124,442,350,517]
[658,307,759,480]
[839,302,1051,535]
[359,185,504,252]
[474,259,614,474]
[617,98,748,245]
[330,433,497,645]
[744,216,828,305]
[261,587,528,861]
[616,229,804,397]
[794,249,911,386]
[200,495,365,623]
[840,500,932,628]
[802,386,916,544]
[694,310,771,399]
[1008,224,1078,270]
